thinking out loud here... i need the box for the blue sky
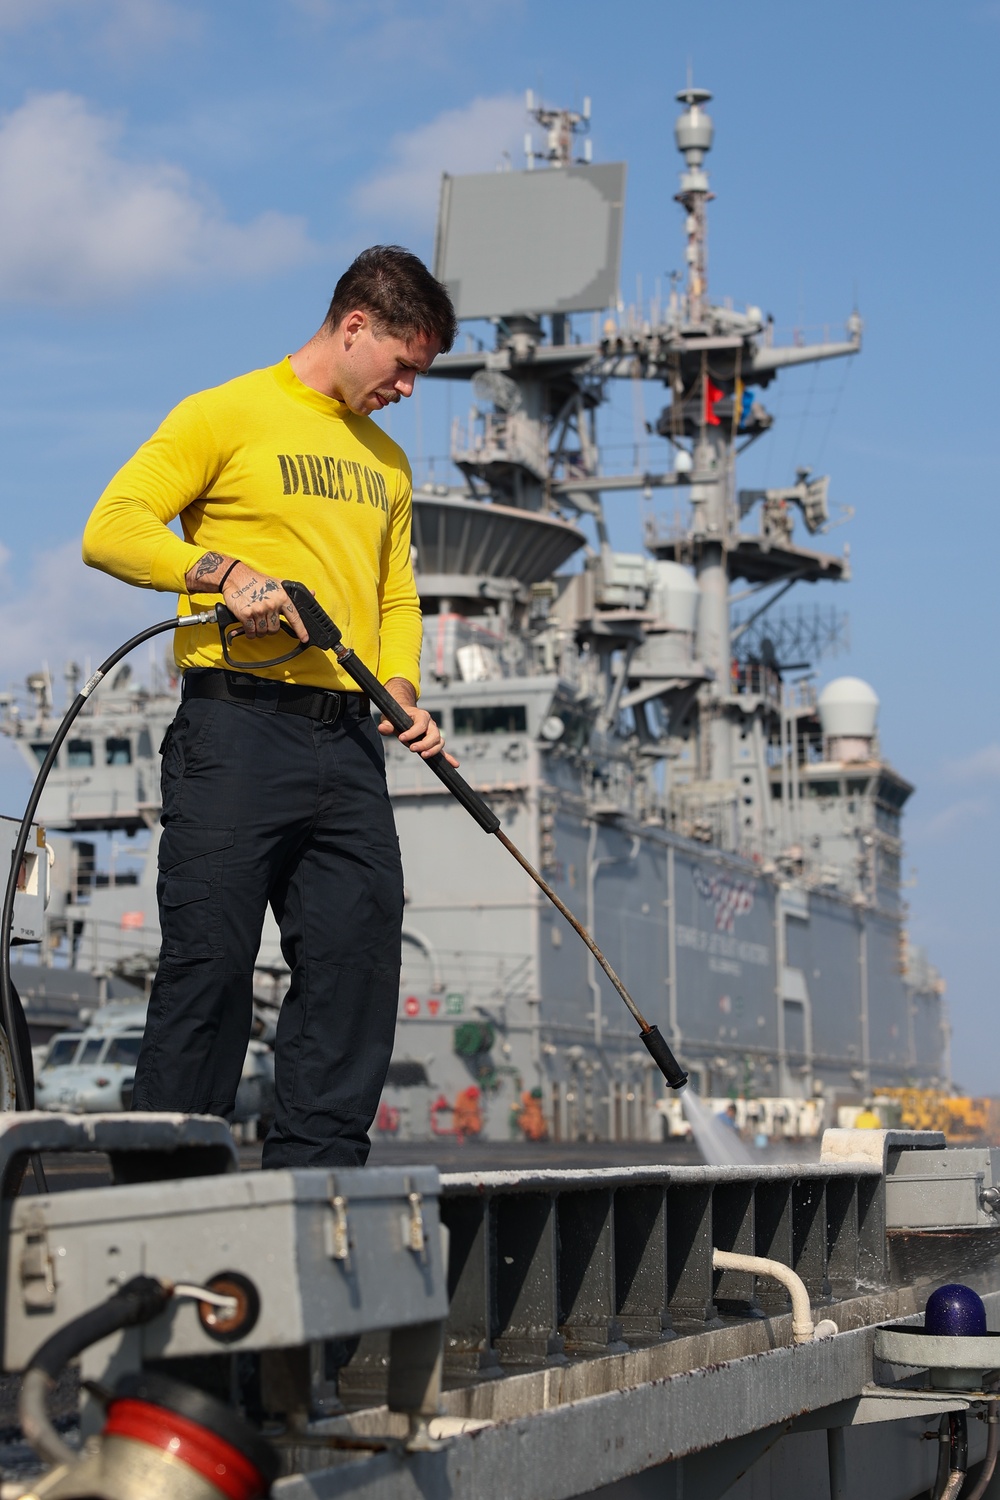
[0,0,997,1089]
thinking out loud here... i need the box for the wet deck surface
[14,1133,821,1193]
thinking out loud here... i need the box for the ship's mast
[427,87,862,845]
[672,88,733,779]
[674,87,713,326]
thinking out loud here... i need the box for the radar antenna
[525,90,592,168]
[674,86,714,324]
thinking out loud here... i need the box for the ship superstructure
[384,85,946,1135]
[0,88,947,1141]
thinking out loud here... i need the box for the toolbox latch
[20,1211,56,1312]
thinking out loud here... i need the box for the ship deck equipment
[3,1117,1000,1498]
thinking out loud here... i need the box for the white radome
[817,677,879,740]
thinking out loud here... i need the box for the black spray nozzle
[640,1025,688,1090]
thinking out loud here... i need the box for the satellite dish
[471,370,522,414]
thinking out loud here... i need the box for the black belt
[182,669,368,726]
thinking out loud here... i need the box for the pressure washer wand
[277,583,688,1090]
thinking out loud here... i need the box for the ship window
[137,729,154,759]
[44,1038,80,1069]
[30,742,51,765]
[67,739,93,767]
[807,780,840,798]
[846,777,870,795]
[385,1060,430,1087]
[105,737,132,765]
[106,1035,143,1066]
[79,1039,104,1065]
[453,704,527,735]
[876,775,909,810]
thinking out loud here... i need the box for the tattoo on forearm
[191,552,224,583]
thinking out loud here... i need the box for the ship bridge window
[43,1038,80,1069]
[875,805,900,835]
[453,705,527,735]
[106,1035,143,1066]
[807,780,841,798]
[105,737,132,765]
[846,777,870,795]
[876,776,909,810]
[78,1038,104,1065]
[30,742,51,765]
[67,739,93,767]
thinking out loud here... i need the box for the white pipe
[711,1248,815,1343]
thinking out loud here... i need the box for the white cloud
[354,94,527,231]
[944,743,1000,781]
[0,93,316,304]
[0,538,171,695]
[916,797,993,842]
[0,0,191,48]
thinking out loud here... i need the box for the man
[82,245,457,1168]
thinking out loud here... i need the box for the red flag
[703,377,724,426]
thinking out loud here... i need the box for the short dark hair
[325,245,457,353]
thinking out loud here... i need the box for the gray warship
[0,87,947,1143]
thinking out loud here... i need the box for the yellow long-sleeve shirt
[82,357,422,694]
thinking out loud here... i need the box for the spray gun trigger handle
[281,582,343,650]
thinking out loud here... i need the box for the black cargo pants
[131,673,403,1168]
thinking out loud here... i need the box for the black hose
[0,614,210,1188]
[29,1275,170,1380]
[19,1274,171,1466]
[935,1411,969,1500]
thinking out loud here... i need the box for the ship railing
[642,509,688,550]
[450,412,550,480]
[730,661,782,708]
[55,914,161,976]
[400,947,534,1013]
[785,679,818,712]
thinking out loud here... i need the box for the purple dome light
[925,1284,987,1337]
